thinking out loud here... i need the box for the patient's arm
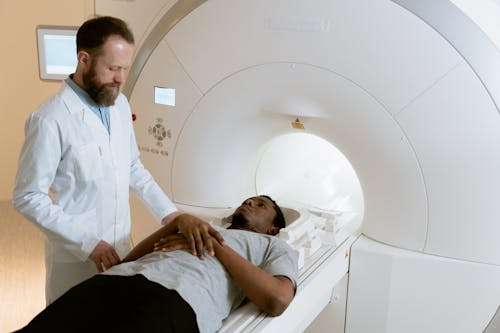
[123,214,225,262]
[213,240,295,316]
[121,222,179,262]
[174,213,225,259]
[148,232,295,314]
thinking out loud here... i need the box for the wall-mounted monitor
[36,25,78,80]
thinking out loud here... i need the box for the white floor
[0,201,45,333]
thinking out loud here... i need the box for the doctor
[13,16,222,304]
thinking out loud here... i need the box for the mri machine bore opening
[213,132,363,333]
[255,132,364,222]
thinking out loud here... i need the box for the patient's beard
[229,213,252,230]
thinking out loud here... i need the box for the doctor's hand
[89,240,121,272]
[174,213,225,260]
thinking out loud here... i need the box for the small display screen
[154,86,176,106]
[43,34,77,75]
[37,26,78,80]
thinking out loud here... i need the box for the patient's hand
[154,234,190,252]
[174,214,225,259]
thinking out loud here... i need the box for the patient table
[186,204,360,333]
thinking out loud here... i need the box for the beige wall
[0,1,93,331]
[0,0,94,200]
[0,202,45,333]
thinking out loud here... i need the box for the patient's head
[229,195,286,235]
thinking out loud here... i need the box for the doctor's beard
[83,66,120,106]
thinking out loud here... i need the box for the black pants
[15,274,200,333]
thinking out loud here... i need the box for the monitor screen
[36,25,78,80]
[154,86,176,106]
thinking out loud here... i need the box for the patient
[15,195,298,333]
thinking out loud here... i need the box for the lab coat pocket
[73,144,105,182]
[51,208,99,262]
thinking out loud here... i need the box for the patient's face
[230,196,278,235]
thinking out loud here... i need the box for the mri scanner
[94,0,500,332]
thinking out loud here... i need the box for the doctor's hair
[260,195,286,230]
[76,16,134,55]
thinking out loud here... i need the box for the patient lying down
[16,196,298,333]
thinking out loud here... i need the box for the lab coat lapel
[60,82,108,133]
[60,82,83,114]
[82,107,109,135]
[60,82,109,135]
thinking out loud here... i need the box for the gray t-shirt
[104,226,298,333]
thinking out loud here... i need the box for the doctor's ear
[77,50,91,66]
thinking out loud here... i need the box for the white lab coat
[13,81,177,303]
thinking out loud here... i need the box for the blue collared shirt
[65,76,111,134]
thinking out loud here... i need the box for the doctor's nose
[114,69,126,83]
